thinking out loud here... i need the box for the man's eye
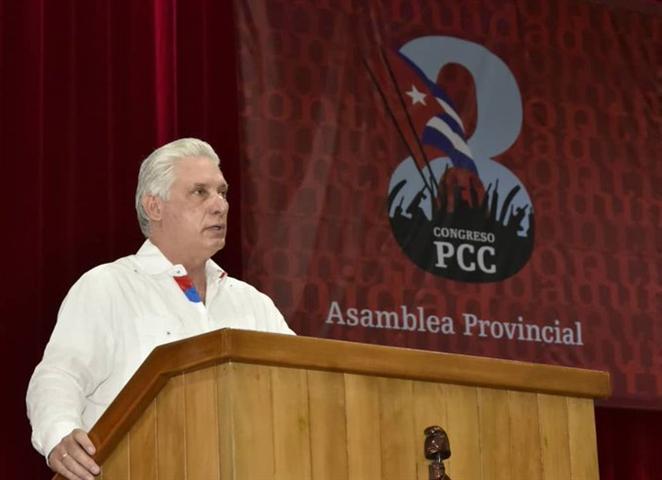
[193,188,207,196]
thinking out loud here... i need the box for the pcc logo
[368,36,534,282]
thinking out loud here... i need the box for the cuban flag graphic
[386,50,478,175]
[369,49,485,211]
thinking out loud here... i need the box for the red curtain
[0,1,659,478]
[0,1,241,477]
[596,407,662,478]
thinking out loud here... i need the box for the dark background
[0,1,660,478]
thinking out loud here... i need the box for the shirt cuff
[36,421,80,466]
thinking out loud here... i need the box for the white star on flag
[405,84,426,105]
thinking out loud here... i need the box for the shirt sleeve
[253,287,296,335]
[249,286,296,335]
[26,267,116,460]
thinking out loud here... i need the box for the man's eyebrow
[191,182,229,189]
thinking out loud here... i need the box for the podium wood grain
[63,329,608,480]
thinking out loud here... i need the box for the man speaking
[27,138,294,480]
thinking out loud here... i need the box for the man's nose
[210,193,228,214]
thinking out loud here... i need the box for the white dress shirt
[26,240,294,459]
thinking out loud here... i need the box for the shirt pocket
[135,315,193,359]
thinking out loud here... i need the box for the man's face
[156,156,229,261]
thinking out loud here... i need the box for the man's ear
[142,195,164,221]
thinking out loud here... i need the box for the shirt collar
[133,239,227,282]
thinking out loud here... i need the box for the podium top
[83,328,609,473]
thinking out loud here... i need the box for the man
[27,138,294,480]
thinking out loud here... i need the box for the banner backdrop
[236,0,661,408]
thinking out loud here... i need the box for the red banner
[235,0,661,408]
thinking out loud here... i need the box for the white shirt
[26,240,294,459]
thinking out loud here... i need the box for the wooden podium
[56,329,609,479]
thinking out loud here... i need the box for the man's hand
[48,429,100,480]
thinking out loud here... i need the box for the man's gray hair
[135,137,220,237]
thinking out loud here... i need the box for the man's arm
[217,277,296,335]
[249,283,296,335]
[27,268,116,478]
